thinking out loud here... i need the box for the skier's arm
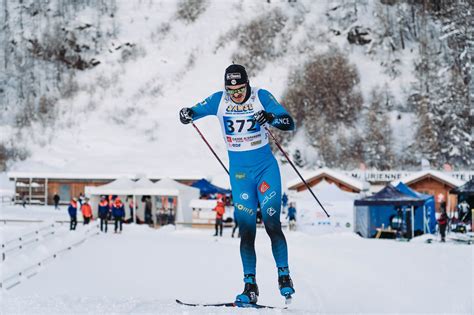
[179,91,223,124]
[257,89,295,131]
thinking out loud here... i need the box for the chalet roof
[287,167,368,192]
[393,170,465,188]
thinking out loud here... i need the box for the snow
[1,205,472,314]
[3,0,430,181]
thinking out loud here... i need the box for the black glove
[179,107,194,124]
[254,110,275,125]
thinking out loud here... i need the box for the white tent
[85,177,138,196]
[85,178,180,223]
[153,178,200,224]
[290,180,359,233]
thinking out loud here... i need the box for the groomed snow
[1,205,472,314]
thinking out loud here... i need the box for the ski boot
[235,274,259,304]
[278,267,295,304]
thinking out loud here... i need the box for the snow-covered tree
[363,88,395,170]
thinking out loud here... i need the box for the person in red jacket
[437,210,449,242]
[81,198,93,225]
[213,196,225,237]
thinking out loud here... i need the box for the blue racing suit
[190,87,295,276]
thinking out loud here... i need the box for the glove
[254,110,275,125]
[179,107,194,124]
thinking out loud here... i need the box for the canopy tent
[396,182,436,234]
[450,178,474,196]
[85,178,184,223]
[354,184,424,238]
[191,179,231,197]
[291,180,359,233]
[153,178,200,224]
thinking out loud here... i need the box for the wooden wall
[407,178,458,213]
[47,180,111,205]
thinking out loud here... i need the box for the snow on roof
[287,168,368,191]
[391,170,465,188]
[6,172,203,181]
[85,177,180,196]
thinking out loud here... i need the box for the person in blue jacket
[68,198,78,231]
[287,203,297,231]
[179,64,295,304]
[98,196,110,233]
[112,198,125,233]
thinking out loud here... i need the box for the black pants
[54,201,59,209]
[83,216,91,225]
[215,218,223,236]
[114,217,123,232]
[232,221,239,237]
[100,217,108,233]
[439,224,447,241]
[70,216,77,230]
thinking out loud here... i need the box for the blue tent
[191,179,231,197]
[354,184,424,238]
[396,182,436,234]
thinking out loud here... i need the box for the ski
[176,299,287,309]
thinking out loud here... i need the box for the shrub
[176,0,207,24]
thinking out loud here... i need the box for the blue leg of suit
[230,157,288,276]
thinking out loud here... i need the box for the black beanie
[225,64,249,86]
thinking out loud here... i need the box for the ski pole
[191,122,229,175]
[264,126,330,218]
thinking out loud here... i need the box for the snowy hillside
[0,0,471,178]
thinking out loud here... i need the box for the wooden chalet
[7,172,200,206]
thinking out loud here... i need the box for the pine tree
[437,71,472,166]
[363,88,394,170]
[412,95,441,165]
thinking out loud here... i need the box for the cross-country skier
[179,64,295,304]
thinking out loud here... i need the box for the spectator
[68,198,78,231]
[282,193,288,213]
[78,192,85,207]
[287,203,297,231]
[168,208,175,225]
[438,210,449,242]
[53,193,60,210]
[232,209,240,238]
[458,200,470,222]
[127,196,135,223]
[81,198,93,225]
[98,196,109,233]
[144,196,153,225]
[21,193,27,208]
[213,197,225,237]
[112,197,125,233]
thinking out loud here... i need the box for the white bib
[216,88,269,152]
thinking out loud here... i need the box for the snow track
[1,225,472,314]
[1,222,99,290]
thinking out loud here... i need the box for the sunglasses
[226,87,246,95]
